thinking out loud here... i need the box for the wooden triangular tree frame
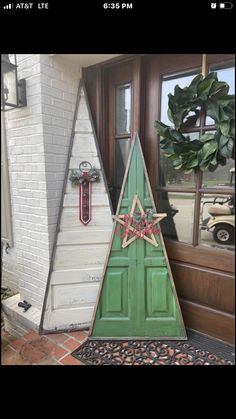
[89,133,187,340]
[39,80,113,334]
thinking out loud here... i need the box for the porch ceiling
[50,54,121,67]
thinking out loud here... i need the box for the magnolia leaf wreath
[154,72,235,173]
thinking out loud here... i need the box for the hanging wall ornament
[69,161,100,225]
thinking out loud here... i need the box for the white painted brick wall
[2,54,80,311]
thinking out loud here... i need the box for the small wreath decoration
[154,72,235,173]
[69,161,100,186]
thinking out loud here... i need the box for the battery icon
[219,2,234,8]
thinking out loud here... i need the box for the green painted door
[90,134,186,339]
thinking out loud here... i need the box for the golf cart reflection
[201,168,235,245]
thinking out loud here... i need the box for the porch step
[1,294,41,338]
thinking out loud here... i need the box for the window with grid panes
[157,62,235,251]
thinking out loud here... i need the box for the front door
[84,54,235,343]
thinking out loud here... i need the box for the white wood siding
[42,86,113,332]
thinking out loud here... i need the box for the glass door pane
[114,138,131,208]
[157,192,195,244]
[115,84,131,135]
[199,193,235,251]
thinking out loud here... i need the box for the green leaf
[167,107,174,124]
[208,163,218,172]
[229,120,235,137]
[210,80,229,96]
[217,153,227,166]
[220,121,230,137]
[188,74,203,94]
[227,138,234,155]
[219,134,229,149]
[174,85,189,105]
[154,120,170,136]
[206,102,220,122]
[210,151,217,166]
[185,157,199,168]
[172,157,183,167]
[197,73,216,100]
[173,142,187,154]
[200,133,215,142]
[201,140,218,161]
[188,139,203,151]
[171,130,186,143]
[200,159,212,170]
[220,144,232,158]
[219,107,231,122]
[168,94,176,114]
[172,110,187,129]
[160,140,175,154]
[210,94,234,106]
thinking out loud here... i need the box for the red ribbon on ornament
[79,172,92,225]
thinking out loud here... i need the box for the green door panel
[146,269,169,315]
[101,268,128,317]
[90,134,187,339]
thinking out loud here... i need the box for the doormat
[71,330,235,365]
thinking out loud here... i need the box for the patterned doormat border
[72,330,235,365]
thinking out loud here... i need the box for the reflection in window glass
[157,192,195,244]
[199,194,235,251]
[3,70,17,106]
[115,139,130,186]
[202,158,235,188]
[115,84,131,135]
[160,155,196,187]
[114,138,131,208]
[206,66,235,125]
[161,72,199,126]
[159,132,198,187]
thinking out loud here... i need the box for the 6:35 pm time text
[103,3,133,9]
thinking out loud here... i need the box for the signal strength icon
[3,4,13,8]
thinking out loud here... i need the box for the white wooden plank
[72,135,97,154]
[53,244,108,269]
[69,156,101,169]
[75,119,92,133]
[43,305,94,331]
[57,229,112,245]
[51,267,103,284]
[66,179,106,193]
[74,133,94,142]
[52,282,99,309]
[63,192,109,207]
[60,206,113,228]
[77,97,90,119]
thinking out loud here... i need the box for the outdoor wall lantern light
[1,54,27,111]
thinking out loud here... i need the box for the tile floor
[1,329,88,365]
[2,327,234,366]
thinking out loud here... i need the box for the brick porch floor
[1,329,89,365]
